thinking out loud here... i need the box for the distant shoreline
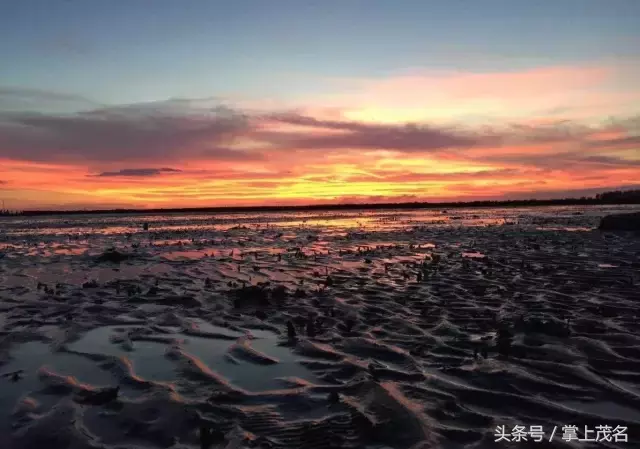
[3,195,640,217]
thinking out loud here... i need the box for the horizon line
[4,191,640,217]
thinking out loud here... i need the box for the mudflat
[1,205,639,448]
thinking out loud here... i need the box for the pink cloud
[312,62,640,123]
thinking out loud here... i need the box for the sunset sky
[1,1,639,210]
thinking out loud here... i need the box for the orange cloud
[1,62,639,210]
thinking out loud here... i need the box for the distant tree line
[0,209,22,217]
[2,188,640,217]
[594,189,640,202]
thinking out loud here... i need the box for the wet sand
[1,205,640,449]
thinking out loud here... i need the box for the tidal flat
[1,205,639,449]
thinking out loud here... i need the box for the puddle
[0,341,116,431]
[187,320,243,338]
[68,326,177,383]
[66,325,323,393]
[185,329,324,391]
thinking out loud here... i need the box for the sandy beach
[1,205,639,449]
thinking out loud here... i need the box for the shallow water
[1,204,640,448]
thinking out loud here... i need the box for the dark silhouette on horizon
[1,189,639,217]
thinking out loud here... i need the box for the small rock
[599,212,640,231]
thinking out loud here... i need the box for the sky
[1,0,639,210]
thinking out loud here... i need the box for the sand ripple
[1,205,640,448]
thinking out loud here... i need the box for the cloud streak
[0,87,103,114]
[94,167,183,177]
[260,113,481,152]
[1,94,637,166]
[0,105,251,164]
